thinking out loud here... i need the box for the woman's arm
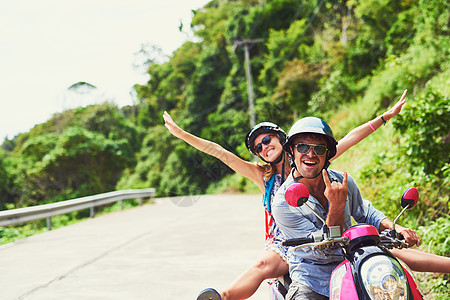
[390,248,450,273]
[163,111,265,192]
[332,89,407,161]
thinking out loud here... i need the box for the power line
[183,1,327,129]
[287,0,325,60]
[291,1,304,23]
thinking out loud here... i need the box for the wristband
[369,122,376,132]
[381,114,387,125]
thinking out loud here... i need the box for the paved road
[0,194,272,300]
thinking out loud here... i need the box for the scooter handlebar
[379,230,409,249]
[282,236,315,247]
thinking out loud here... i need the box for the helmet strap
[272,152,284,164]
[294,172,304,182]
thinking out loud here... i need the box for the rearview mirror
[285,183,310,207]
[401,187,419,210]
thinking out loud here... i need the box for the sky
[0,0,211,141]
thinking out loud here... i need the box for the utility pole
[234,38,264,129]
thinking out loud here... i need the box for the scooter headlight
[330,263,347,300]
[360,255,408,300]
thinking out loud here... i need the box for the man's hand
[323,170,347,231]
[395,225,421,247]
[323,170,347,207]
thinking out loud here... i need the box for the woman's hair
[257,152,291,182]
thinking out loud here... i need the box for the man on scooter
[271,117,420,300]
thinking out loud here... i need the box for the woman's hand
[163,111,184,139]
[384,89,407,120]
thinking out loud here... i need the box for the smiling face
[253,133,283,163]
[291,134,328,179]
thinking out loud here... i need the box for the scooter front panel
[330,261,358,300]
[403,266,423,299]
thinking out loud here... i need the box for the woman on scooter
[163,90,448,300]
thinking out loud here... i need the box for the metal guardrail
[0,188,156,230]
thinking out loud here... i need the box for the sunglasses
[254,134,275,154]
[294,143,328,156]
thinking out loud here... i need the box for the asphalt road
[0,194,271,300]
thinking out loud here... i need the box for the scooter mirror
[285,183,310,207]
[401,187,419,210]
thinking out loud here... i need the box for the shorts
[265,236,289,261]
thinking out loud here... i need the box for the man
[271,117,420,300]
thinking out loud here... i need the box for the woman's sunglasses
[294,143,328,156]
[254,134,275,154]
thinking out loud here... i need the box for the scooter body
[330,224,423,299]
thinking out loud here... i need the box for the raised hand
[323,170,348,208]
[163,111,184,139]
[384,89,407,120]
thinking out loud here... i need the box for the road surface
[0,194,272,299]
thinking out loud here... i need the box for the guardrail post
[138,197,143,206]
[46,217,52,230]
[90,207,95,218]
[120,200,124,210]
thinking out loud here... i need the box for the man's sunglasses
[294,143,328,156]
[254,134,275,154]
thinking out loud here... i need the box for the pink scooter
[283,184,423,300]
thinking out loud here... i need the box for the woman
[163,90,448,300]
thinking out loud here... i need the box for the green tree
[15,127,133,206]
[0,150,14,210]
[6,103,139,207]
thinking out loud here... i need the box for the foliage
[17,127,133,205]
[0,150,15,210]
[4,103,140,208]
[395,91,450,180]
[415,216,450,299]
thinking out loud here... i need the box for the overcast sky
[0,0,210,141]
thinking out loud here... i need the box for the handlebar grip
[282,236,314,247]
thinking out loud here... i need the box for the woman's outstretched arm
[163,111,265,192]
[332,89,408,161]
[390,248,450,273]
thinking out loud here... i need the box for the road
[0,194,272,300]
